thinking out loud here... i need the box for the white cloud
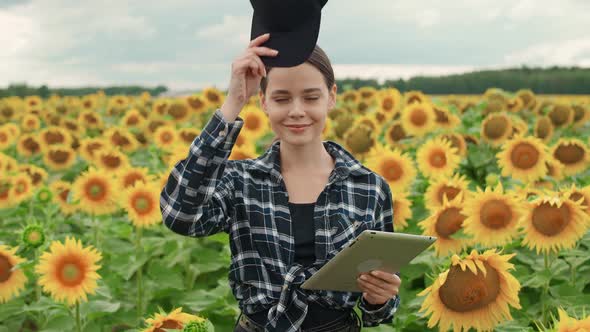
[196,15,251,46]
[504,38,590,66]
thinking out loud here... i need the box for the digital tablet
[301,230,436,292]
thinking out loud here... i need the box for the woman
[160,33,401,332]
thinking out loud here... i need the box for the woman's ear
[329,83,338,109]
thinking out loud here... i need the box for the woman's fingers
[248,32,270,48]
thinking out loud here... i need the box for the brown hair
[260,45,335,145]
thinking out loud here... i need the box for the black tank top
[247,202,351,328]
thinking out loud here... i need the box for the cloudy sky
[1,0,589,91]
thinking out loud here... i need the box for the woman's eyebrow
[270,88,322,96]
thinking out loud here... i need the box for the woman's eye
[275,98,288,102]
[306,97,319,101]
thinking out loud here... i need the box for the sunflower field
[1,87,589,332]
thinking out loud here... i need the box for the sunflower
[22,224,46,248]
[229,144,258,160]
[241,106,269,140]
[78,110,104,130]
[384,120,409,147]
[418,193,468,257]
[462,183,524,247]
[506,97,524,113]
[0,245,28,303]
[554,308,590,331]
[322,117,333,139]
[352,114,380,133]
[480,112,513,147]
[80,95,98,111]
[36,237,102,305]
[331,113,355,139]
[120,108,147,128]
[142,307,206,332]
[424,173,470,212]
[178,128,201,145]
[560,184,590,216]
[534,115,554,143]
[19,164,48,188]
[439,133,467,157]
[516,89,536,111]
[166,101,191,123]
[400,102,436,138]
[418,249,522,332]
[548,103,574,128]
[103,127,140,153]
[377,88,402,119]
[116,166,153,190]
[153,125,179,151]
[550,138,590,176]
[0,175,14,209]
[416,137,461,179]
[520,191,589,254]
[201,87,225,109]
[0,153,18,174]
[10,173,34,205]
[365,144,416,193]
[393,190,412,230]
[78,137,108,163]
[72,167,119,215]
[496,135,549,183]
[343,123,377,160]
[25,95,43,110]
[95,147,130,173]
[433,105,461,130]
[38,126,73,150]
[43,145,77,171]
[61,118,85,137]
[534,99,554,116]
[571,104,590,128]
[403,90,430,105]
[0,126,14,150]
[340,90,360,105]
[119,181,162,228]
[152,99,169,117]
[463,134,480,146]
[545,155,566,181]
[50,180,78,215]
[185,94,209,114]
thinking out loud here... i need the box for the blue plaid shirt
[160,109,400,331]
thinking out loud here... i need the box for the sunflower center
[346,126,373,154]
[28,231,41,242]
[49,150,70,163]
[102,155,122,168]
[59,188,70,202]
[429,150,447,168]
[382,159,403,181]
[15,181,27,194]
[435,207,465,238]
[45,131,65,144]
[358,101,369,112]
[112,132,131,146]
[0,254,12,282]
[161,132,173,143]
[206,91,219,103]
[434,108,449,123]
[549,106,570,126]
[570,192,588,209]
[532,202,571,236]
[382,98,394,111]
[56,259,86,287]
[124,174,144,188]
[245,115,260,131]
[85,181,106,201]
[127,115,139,126]
[554,144,584,165]
[484,116,509,139]
[510,142,540,169]
[168,104,188,119]
[410,108,427,126]
[0,132,7,142]
[0,182,10,200]
[389,123,406,142]
[480,199,512,229]
[437,186,461,205]
[155,320,184,332]
[188,97,204,109]
[572,105,585,122]
[133,196,151,213]
[536,118,551,139]
[24,137,41,153]
[438,263,500,312]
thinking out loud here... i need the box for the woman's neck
[279,140,334,174]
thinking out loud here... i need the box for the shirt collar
[246,140,371,184]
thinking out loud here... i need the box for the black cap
[250,0,328,68]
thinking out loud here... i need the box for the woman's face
[260,62,337,146]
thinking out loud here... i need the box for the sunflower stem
[136,226,144,323]
[75,302,81,332]
[34,249,41,301]
[92,214,99,249]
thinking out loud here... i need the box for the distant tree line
[0,83,168,98]
[337,66,590,94]
[2,66,590,98]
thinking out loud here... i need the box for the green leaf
[80,300,121,320]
